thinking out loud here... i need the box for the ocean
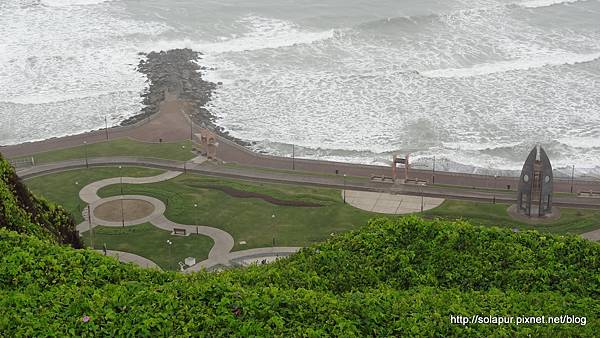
[1,0,599,176]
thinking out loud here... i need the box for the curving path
[76,169,299,270]
[97,250,162,270]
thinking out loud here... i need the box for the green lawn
[26,167,164,223]
[222,162,369,183]
[11,138,195,164]
[25,166,600,264]
[97,174,376,251]
[424,200,600,234]
[81,223,213,271]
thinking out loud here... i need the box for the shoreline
[121,48,249,146]
[1,48,598,179]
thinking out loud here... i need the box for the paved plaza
[343,190,444,214]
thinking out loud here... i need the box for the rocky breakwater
[123,48,247,145]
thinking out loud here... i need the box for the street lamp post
[571,165,575,193]
[271,214,276,251]
[194,203,198,235]
[343,174,347,203]
[432,156,436,184]
[119,165,124,227]
[493,175,497,204]
[104,116,109,140]
[166,240,173,270]
[420,185,424,213]
[84,140,89,168]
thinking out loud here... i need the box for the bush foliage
[0,155,598,336]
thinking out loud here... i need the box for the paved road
[19,156,600,210]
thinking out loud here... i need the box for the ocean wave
[42,0,115,6]
[197,16,335,54]
[518,0,590,9]
[421,51,600,78]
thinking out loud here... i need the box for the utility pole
[119,165,124,227]
[105,116,109,140]
[194,203,198,235]
[84,140,89,168]
[343,174,347,203]
[88,204,93,249]
[420,185,424,212]
[570,165,575,193]
[292,143,295,170]
[493,175,497,204]
[432,156,436,184]
[271,214,276,255]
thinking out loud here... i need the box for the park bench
[172,228,187,236]
[578,190,600,198]
[370,175,395,183]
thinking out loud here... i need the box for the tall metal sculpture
[392,154,409,182]
[517,145,553,217]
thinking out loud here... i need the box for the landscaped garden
[26,166,164,223]
[23,166,600,272]
[96,174,376,251]
[81,223,213,271]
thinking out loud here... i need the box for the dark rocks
[122,48,248,146]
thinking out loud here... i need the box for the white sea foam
[42,0,115,7]
[519,0,590,9]
[421,51,600,78]
[197,16,335,54]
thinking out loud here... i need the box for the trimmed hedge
[1,154,598,336]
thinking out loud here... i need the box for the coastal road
[17,156,600,210]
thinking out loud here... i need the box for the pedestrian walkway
[343,190,444,214]
[76,169,290,271]
[97,249,162,270]
[582,229,600,241]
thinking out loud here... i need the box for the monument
[197,127,219,160]
[517,145,554,217]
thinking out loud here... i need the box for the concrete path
[581,229,600,241]
[76,169,245,269]
[97,249,162,270]
[343,190,444,214]
[151,214,234,263]
[79,170,182,204]
[185,247,301,272]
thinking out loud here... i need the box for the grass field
[424,200,600,234]
[26,167,164,223]
[97,174,376,250]
[25,166,600,260]
[81,223,213,271]
[11,138,195,164]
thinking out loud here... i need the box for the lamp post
[420,185,424,213]
[194,203,198,235]
[570,165,575,193]
[292,143,295,170]
[166,240,173,270]
[432,156,436,184]
[343,174,347,203]
[493,174,497,204]
[271,214,276,251]
[104,115,109,140]
[119,165,124,227]
[84,140,89,168]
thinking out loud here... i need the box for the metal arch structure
[392,154,410,182]
[517,145,554,217]
[197,127,218,160]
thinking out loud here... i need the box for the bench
[578,191,600,198]
[172,228,187,236]
[370,175,395,183]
